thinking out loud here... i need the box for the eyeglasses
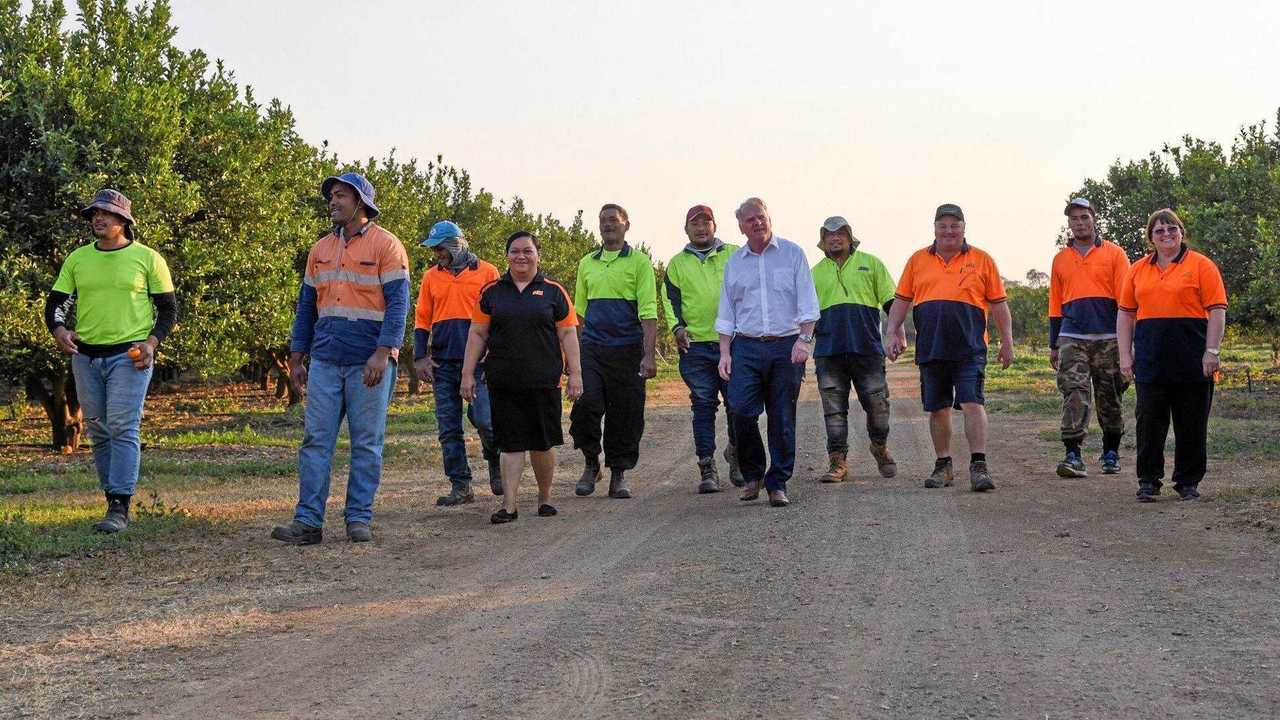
[1151,226,1182,237]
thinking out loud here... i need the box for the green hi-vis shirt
[811,250,896,358]
[574,244,658,347]
[51,241,174,345]
[662,243,738,343]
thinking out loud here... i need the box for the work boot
[345,521,373,542]
[1176,485,1201,501]
[924,458,953,488]
[970,460,995,492]
[1099,450,1121,475]
[1136,480,1161,502]
[820,452,848,483]
[270,520,322,545]
[608,468,632,499]
[724,444,745,487]
[697,457,722,494]
[93,494,130,534]
[436,485,475,506]
[870,441,897,478]
[1057,450,1087,478]
[575,462,601,496]
[488,462,504,496]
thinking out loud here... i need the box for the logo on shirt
[532,289,545,296]
[858,266,870,272]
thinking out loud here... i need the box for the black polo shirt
[474,271,577,390]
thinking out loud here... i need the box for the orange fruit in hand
[128,346,143,360]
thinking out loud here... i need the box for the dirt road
[8,364,1280,718]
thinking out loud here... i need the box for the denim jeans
[432,359,497,490]
[815,353,890,454]
[72,352,154,496]
[678,341,736,459]
[726,336,805,492]
[295,357,397,527]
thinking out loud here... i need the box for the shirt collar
[683,238,725,256]
[500,269,546,285]
[336,220,374,242]
[928,241,970,256]
[591,242,632,260]
[738,234,780,256]
[1149,243,1189,265]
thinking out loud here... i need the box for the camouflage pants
[815,353,890,454]
[1057,338,1129,442]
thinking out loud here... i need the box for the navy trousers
[726,336,805,492]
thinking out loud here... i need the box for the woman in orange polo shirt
[1117,209,1227,502]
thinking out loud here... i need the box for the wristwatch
[799,333,815,344]
[1205,347,1220,356]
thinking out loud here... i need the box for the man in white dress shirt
[716,197,821,507]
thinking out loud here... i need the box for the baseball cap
[685,204,715,224]
[935,203,964,222]
[1064,197,1095,215]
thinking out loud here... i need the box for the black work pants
[570,342,645,470]
[1135,381,1213,489]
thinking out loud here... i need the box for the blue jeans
[432,360,497,489]
[727,337,805,492]
[679,342,736,459]
[72,352,154,496]
[295,358,397,527]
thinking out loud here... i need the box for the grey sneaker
[346,522,373,542]
[271,520,322,545]
[1057,450,1087,478]
[93,498,129,534]
[724,444,745,487]
[436,486,475,506]
[697,457,722,494]
[970,460,995,492]
[924,459,954,488]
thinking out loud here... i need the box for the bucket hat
[819,215,860,256]
[321,172,379,219]
[80,189,136,240]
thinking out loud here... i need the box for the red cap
[685,204,715,225]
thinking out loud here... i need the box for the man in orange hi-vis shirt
[1049,198,1131,479]
[886,204,1014,493]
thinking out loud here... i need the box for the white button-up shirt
[714,234,820,337]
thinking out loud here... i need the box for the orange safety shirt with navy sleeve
[290,222,411,365]
[413,259,501,361]
[1118,245,1227,384]
[1048,238,1130,348]
[895,243,1006,364]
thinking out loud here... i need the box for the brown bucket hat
[80,189,136,240]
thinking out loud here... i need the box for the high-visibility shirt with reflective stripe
[574,243,658,346]
[413,259,500,360]
[291,223,410,365]
[662,243,737,343]
[1048,239,1130,347]
[812,249,896,358]
[1118,245,1227,384]
[895,243,1006,364]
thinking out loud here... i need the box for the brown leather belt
[738,334,797,342]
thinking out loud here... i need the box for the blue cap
[423,220,465,248]
[321,172,379,219]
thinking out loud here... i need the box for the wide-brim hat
[80,189,135,225]
[819,215,860,256]
[321,172,380,219]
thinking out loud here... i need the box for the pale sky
[166,0,1280,280]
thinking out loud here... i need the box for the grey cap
[1064,197,1095,215]
[935,203,964,222]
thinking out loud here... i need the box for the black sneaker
[696,457,722,494]
[1056,450,1087,478]
[1136,482,1160,503]
[1176,485,1201,501]
[490,508,518,524]
[575,464,601,496]
[93,497,130,534]
[1100,451,1121,475]
[271,520,322,545]
[436,486,475,506]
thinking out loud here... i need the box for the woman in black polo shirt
[463,231,583,523]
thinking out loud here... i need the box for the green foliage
[1004,283,1049,348]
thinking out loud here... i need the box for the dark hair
[1145,208,1185,241]
[599,203,629,222]
[505,230,540,252]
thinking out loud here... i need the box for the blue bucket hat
[423,220,464,248]
[321,172,379,219]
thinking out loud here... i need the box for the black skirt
[490,386,564,452]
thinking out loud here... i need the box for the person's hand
[566,371,584,402]
[290,355,308,391]
[1119,358,1134,380]
[997,343,1014,369]
[718,352,732,381]
[1202,350,1220,378]
[128,341,155,370]
[362,348,390,388]
[638,354,657,379]
[790,337,812,364]
[461,371,476,402]
[1049,347,1059,370]
[886,334,906,362]
[673,326,690,352]
[414,355,437,383]
[53,327,80,355]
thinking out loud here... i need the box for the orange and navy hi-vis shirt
[1118,245,1227,384]
[290,222,411,365]
[413,259,501,361]
[895,243,1006,364]
[1048,238,1130,348]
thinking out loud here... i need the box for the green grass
[0,455,297,496]
[145,425,297,448]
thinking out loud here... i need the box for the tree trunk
[405,352,420,395]
[26,367,83,454]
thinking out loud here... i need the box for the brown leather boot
[870,441,897,478]
[819,452,847,483]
